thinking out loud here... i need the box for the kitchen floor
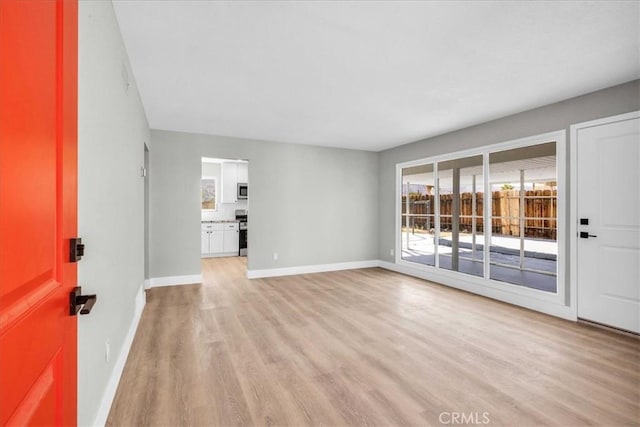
[106,257,640,426]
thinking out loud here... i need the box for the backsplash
[202,200,248,221]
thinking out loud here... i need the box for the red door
[0,0,78,425]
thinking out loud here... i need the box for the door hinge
[70,237,85,262]
[70,287,97,316]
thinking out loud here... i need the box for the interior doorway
[200,157,249,266]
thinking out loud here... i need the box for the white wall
[150,130,379,278]
[78,1,149,425]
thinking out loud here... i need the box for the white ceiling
[112,1,639,152]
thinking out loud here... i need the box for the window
[201,177,217,211]
[398,133,563,296]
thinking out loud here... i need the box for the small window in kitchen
[201,177,217,211]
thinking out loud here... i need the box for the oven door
[238,227,247,256]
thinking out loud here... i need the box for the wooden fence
[402,189,557,240]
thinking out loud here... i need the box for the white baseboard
[143,278,150,290]
[246,260,380,279]
[148,274,202,288]
[248,258,571,316]
[378,260,575,321]
[148,263,573,320]
[92,282,146,427]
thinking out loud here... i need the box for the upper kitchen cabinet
[221,162,238,203]
[237,162,248,183]
[221,161,248,203]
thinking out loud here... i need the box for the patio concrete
[401,232,557,292]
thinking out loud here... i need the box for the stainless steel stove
[235,209,247,256]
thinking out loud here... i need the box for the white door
[576,113,640,333]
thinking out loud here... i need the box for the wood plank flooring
[107,257,640,426]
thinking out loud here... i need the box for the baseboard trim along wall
[246,260,380,279]
[92,282,146,427]
[247,259,574,321]
[148,274,203,288]
[377,261,575,321]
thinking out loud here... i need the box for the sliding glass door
[398,137,560,294]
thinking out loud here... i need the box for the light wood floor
[107,257,640,426]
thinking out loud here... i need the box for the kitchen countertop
[202,220,239,223]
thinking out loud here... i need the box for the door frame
[569,110,640,322]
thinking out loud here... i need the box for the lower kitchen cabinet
[201,229,209,254]
[202,222,239,257]
[210,230,224,253]
[223,223,240,253]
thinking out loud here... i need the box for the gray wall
[151,81,638,280]
[150,130,379,276]
[378,79,640,301]
[78,1,150,425]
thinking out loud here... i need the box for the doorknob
[579,231,597,239]
[70,287,97,315]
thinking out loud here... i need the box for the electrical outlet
[105,339,110,363]
[273,252,278,261]
[390,249,394,256]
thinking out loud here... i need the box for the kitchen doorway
[200,157,249,263]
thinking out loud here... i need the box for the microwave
[237,182,248,200]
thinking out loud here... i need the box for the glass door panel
[401,164,435,266]
[437,155,484,277]
[489,142,557,292]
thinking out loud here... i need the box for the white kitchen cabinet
[223,223,239,253]
[202,222,215,255]
[202,222,239,257]
[202,223,224,256]
[236,162,248,183]
[201,229,210,254]
[210,229,224,253]
[221,162,238,203]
